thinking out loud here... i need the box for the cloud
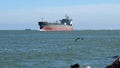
[0,4,120,30]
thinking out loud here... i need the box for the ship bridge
[60,16,72,26]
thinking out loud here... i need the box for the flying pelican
[75,37,84,42]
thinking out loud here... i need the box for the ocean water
[0,30,120,68]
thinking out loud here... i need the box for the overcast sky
[0,0,120,30]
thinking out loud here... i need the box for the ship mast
[41,17,44,22]
[65,14,69,19]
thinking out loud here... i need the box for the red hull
[40,27,73,31]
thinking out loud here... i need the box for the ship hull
[40,24,73,31]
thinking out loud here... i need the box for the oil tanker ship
[38,16,73,31]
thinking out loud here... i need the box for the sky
[0,0,120,30]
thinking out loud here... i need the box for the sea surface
[0,30,120,68]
